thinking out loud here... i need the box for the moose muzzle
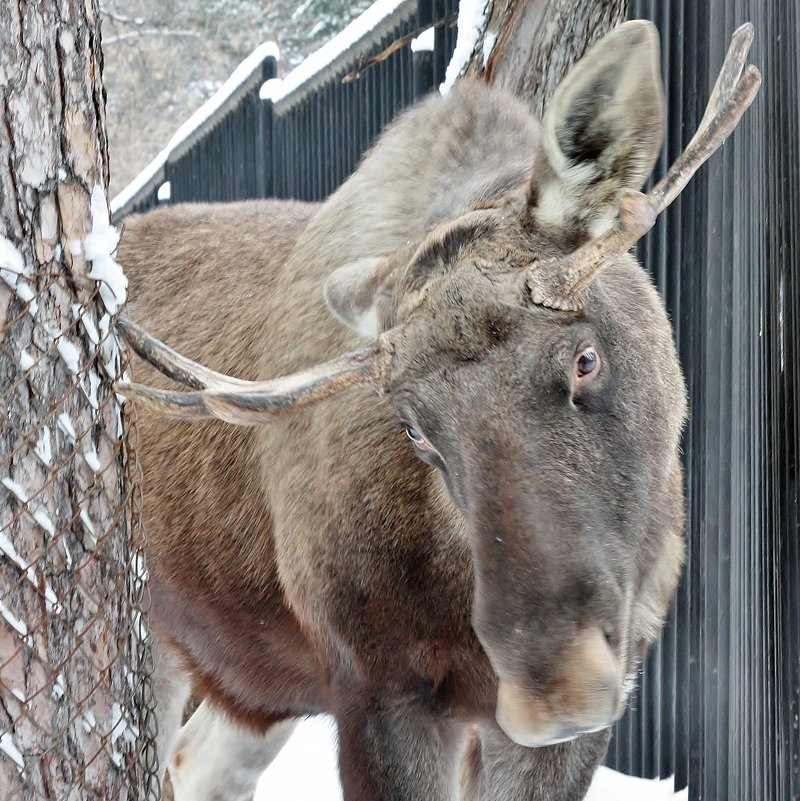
[494,627,622,747]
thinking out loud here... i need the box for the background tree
[465,0,627,114]
[0,2,153,799]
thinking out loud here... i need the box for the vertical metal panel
[606,4,800,801]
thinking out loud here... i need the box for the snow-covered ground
[255,716,687,800]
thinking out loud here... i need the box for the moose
[117,20,760,801]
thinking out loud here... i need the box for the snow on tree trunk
[463,0,628,116]
[0,3,153,800]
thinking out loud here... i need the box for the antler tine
[651,25,761,214]
[116,383,211,420]
[528,24,762,312]
[116,316,389,425]
[117,316,251,390]
[691,22,754,149]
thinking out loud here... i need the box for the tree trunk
[0,3,152,800]
[464,0,628,116]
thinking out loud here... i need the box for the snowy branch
[103,29,200,46]
[99,6,145,26]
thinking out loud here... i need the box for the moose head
[118,22,760,747]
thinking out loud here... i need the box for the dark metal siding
[268,11,429,203]
[604,4,800,801]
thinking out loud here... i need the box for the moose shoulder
[118,21,759,801]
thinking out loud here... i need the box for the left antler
[527,22,762,312]
[116,317,390,426]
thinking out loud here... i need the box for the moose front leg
[463,724,612,801]
[334,687,465,801]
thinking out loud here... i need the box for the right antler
[116,318,392,425]
[527,22,762,312]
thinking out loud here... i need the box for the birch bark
[0,2,150,799]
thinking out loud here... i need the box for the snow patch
[80,508,97,546]
[410,27,434,53]
[585,767,688,801]
[0,235,28,283]
[440,0,488,94]
[83,445,102,473]
[62,535,73,568]
[69,239,82,257]
[52,673,65,700]
[110,702,140,746]
[85,185,127,313]
[56,337,81,375]
[260,78,285,101]
[0,531,28,570]
[34,427,52,466]
[157,181,172,201]
[0,235,38,316]
[81,709,97,733]
[19,349,35,372]
[0,732,25,772]
[110,144,170,216]
[0,600,28,637]
[263,0,410,103]
[81,368,101,410]
[32,509,55,537]
[109,702,140,767]
[14,282,38,313]
[98,313,123,381]
[74,304,100,345]
[482,30,497,68]
[0,528,61,614]
[57,412,77,440]
[2,478,28,503]
[251,718,689,801]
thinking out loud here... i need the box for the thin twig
[341,14,457,84]
[103,29,199,46]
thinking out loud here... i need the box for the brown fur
[121,23,687,801]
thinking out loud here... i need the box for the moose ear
[531,20,665,237]
[324,257,395,339]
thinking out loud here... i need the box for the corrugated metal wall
[605,3,800,800]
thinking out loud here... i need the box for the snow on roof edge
[267,0,415,107]
[112,0,419,216]
[110,145,169,217]
[111,41,279,218]
[168,41,280,159]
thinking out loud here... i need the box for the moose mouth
[492,627,624,747]
[495,679,619,747]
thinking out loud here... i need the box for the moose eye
[575,346,600,381]
[405,426,428,448]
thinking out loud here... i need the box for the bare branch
[103,29,199,46]
[99,6,146,26]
